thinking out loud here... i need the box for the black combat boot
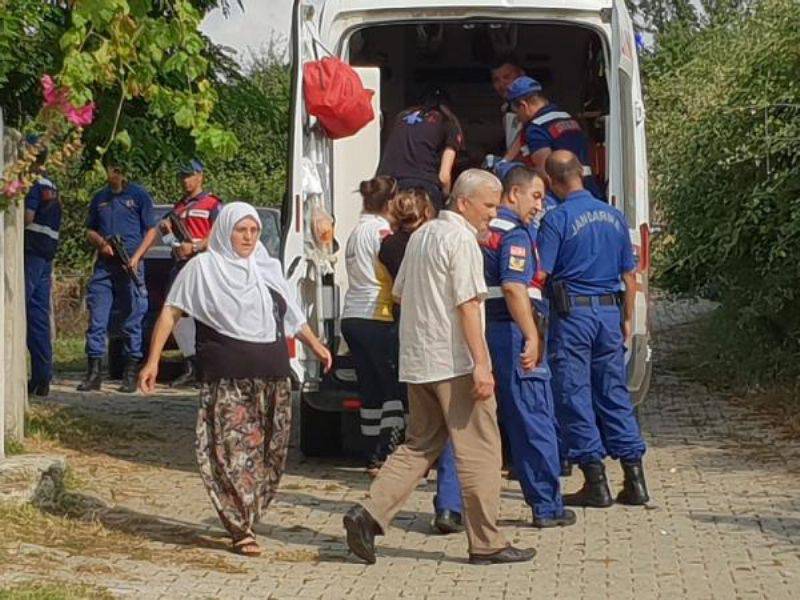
[76,357,103,392]
[563,461,614,508]
[118,358,140,393]
[170,356,197,388]
[616,460,650,506]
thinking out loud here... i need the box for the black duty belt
[571,294,621,307]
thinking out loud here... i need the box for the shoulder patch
[489,218,516,232]
[509,245,527,257]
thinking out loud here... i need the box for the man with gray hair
[343,169,535,566]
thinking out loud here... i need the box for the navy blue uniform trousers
[85,260,147,359]
[549,302,646,464]
[25,254,54,385]
[487,320,564,519]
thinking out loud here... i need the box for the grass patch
[53,337,84,374]
[4,437,26,456]
[662,312,800,435]
[0,499,247,574]
[25,404,160,450]
[0,582,114,600]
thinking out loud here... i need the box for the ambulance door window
[619,69,637,228]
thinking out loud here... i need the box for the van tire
[300,393,342,457]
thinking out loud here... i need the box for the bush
[645,0,800,372]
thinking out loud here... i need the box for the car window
[259,210,280,257]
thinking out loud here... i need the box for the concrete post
[2,122,27,446]
[0,110,6,460]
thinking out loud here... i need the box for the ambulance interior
[348,22,610,190]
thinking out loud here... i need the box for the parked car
[108,204,281,379]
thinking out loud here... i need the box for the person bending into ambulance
[504,76,603,199]
[160,159,222,386]
[537,150,649,508]
[480,165,576,528]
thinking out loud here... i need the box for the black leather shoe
[433,510,464,535]
[77,357,103,392]
[118,358,141,393]
[560,458,573,477]
[343,505,382,564]
[563,461,614,508]
[469,546,536,565]
[616,460,650,505]
[171,357,197,388]
[532,508,577,528]
[29,381,50,397]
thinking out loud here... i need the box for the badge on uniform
[125,198,135,209]
[509,245,528,272]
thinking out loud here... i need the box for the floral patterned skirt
[196,377,292,541]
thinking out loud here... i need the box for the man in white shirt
[343,170,536,566]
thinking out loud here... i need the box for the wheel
[299,393,342,457]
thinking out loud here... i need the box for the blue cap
[494,160,525,181]
[178,158,204,176]
[505,76,542,103]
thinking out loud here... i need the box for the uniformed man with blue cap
[537,150,649,507]
[77,158,159,393]
[479,163,576,527]
[504,76,603,199]
[23,136,61,397]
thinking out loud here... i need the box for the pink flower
[41,74,70,111]
[2,180,24,198]
[41,74,96,127]
[66,102,96,127]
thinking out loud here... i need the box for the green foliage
[646,0,800,369]
[4,435,25,456]
[0,583,114,600]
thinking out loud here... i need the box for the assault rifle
[168,211,192,244]
[106,235,147,297]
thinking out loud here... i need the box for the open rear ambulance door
[612,0,652,403]
[284,0,332,388]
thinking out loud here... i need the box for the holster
[552,280,571,318]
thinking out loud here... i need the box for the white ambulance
[282,0,653,455]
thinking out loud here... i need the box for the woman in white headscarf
[139,202,331,557]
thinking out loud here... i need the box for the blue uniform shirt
[538,190,636,296]
[86,183,156,255]
[523,103,603,198]
[481,207,536,321]
[24,177,62,261]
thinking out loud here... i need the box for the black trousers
[341,318,405,466]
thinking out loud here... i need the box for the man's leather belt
[571,294,621,307]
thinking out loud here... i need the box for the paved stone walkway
[1,297,799,599]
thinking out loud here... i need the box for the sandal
[232,536,262,557]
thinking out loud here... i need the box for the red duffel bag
[303,57,375,139]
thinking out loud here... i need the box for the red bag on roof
[303,57,375,139]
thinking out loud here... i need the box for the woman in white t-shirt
[341,176,403,476]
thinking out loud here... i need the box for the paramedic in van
[378,189,464,536]
[24,138,61,398]
[343,169,535,566]
[490,59,525,153]
[160,159,223,387]
[376,88,464,211]
[537,150,649,508]
[139,202,332,557]
[77,158,159,394]
[480,164,576,527]
[341,176,405,476]
[504,76,604,199]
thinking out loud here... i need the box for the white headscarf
[166,202,305,343]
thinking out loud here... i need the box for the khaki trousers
[361,374,507,555]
